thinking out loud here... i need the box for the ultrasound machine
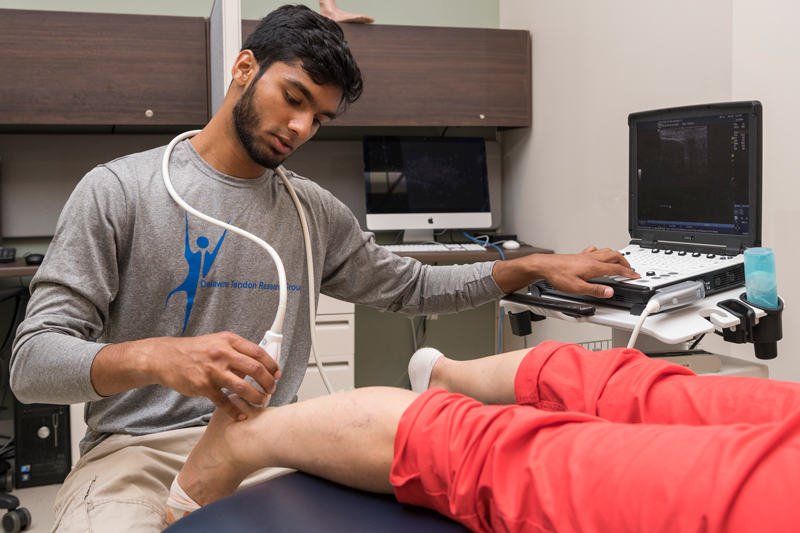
[539,101,761,310]
[504,101,783,361]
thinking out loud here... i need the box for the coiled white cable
[273,160,335,395]
[162,130,334,399]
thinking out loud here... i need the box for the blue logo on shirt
[165,214,228,334]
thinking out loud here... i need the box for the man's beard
[232,82,285,170]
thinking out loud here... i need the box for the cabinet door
[313,314,355,359]
[318,294,355,315]
[241,21,530,128]
[0,9,208,126]
[297,357,355,402]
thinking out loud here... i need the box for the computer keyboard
[0,247,16,263]
[382,243,488,253]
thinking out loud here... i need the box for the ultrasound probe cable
[162,130,334,402]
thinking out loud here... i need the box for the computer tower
[13,399,71,488]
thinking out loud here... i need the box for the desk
[391,245,552,263]
[501,287,774,348]
[0,258,37,278]
[500,287,774,377]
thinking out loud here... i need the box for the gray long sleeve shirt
[10,140,504,454]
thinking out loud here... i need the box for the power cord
[497,311,504,354]
[689,334,705,350]
[460,231,508,352]
[461,231,505,261]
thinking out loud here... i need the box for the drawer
[297,356,355,402]
[318,294,355,315]
[313,313,354,358]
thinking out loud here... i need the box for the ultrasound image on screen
[636,113,750,236]
[363,137,490,214]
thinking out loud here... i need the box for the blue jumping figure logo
[166,214,228,334]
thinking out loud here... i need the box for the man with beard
[10,5,636,532]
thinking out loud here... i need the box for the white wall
[722,0,800,380]
[499,0,800,381]
[497,1,732,351]
[499,0,733,252]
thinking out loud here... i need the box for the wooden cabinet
[242,21,531,128]
[0,9,529,129]
[0,10,529,129]
[0,9,208,127]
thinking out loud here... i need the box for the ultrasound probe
[162,130,334,404]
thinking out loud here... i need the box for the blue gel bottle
[744,247,778,308]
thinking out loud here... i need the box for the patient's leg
[395,388,800,533]
[173,382,800,532]
[519,340,800,425]
[421,348,529,405]
[421,340,800,425]
[176,387,417,508]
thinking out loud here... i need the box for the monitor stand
[403,229,434,243]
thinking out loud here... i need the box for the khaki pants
[51,426,292,532]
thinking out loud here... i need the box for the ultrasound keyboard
[615,244,742,287]
[382,243,488,253]
[536,243,746,308]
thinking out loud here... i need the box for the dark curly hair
[242,4,363,115]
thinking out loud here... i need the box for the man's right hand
[91,332,281,421]
[492,245,639,297]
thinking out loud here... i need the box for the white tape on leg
[166,476,201,524]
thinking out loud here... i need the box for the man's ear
[231,50,258,88]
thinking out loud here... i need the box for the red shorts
[390,341,800,533]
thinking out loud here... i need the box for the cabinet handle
[310,362,350,370]
[315,321,350,330]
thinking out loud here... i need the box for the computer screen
[362,136,492,233]
[636,113,750,236]
[629,101,761,250]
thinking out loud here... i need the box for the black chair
[0,287,32,532]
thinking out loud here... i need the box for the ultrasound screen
[363,136,490,214]
[636,113,750,236]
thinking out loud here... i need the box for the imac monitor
[363,136,492,239]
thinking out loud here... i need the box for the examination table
[163,471,469,532]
